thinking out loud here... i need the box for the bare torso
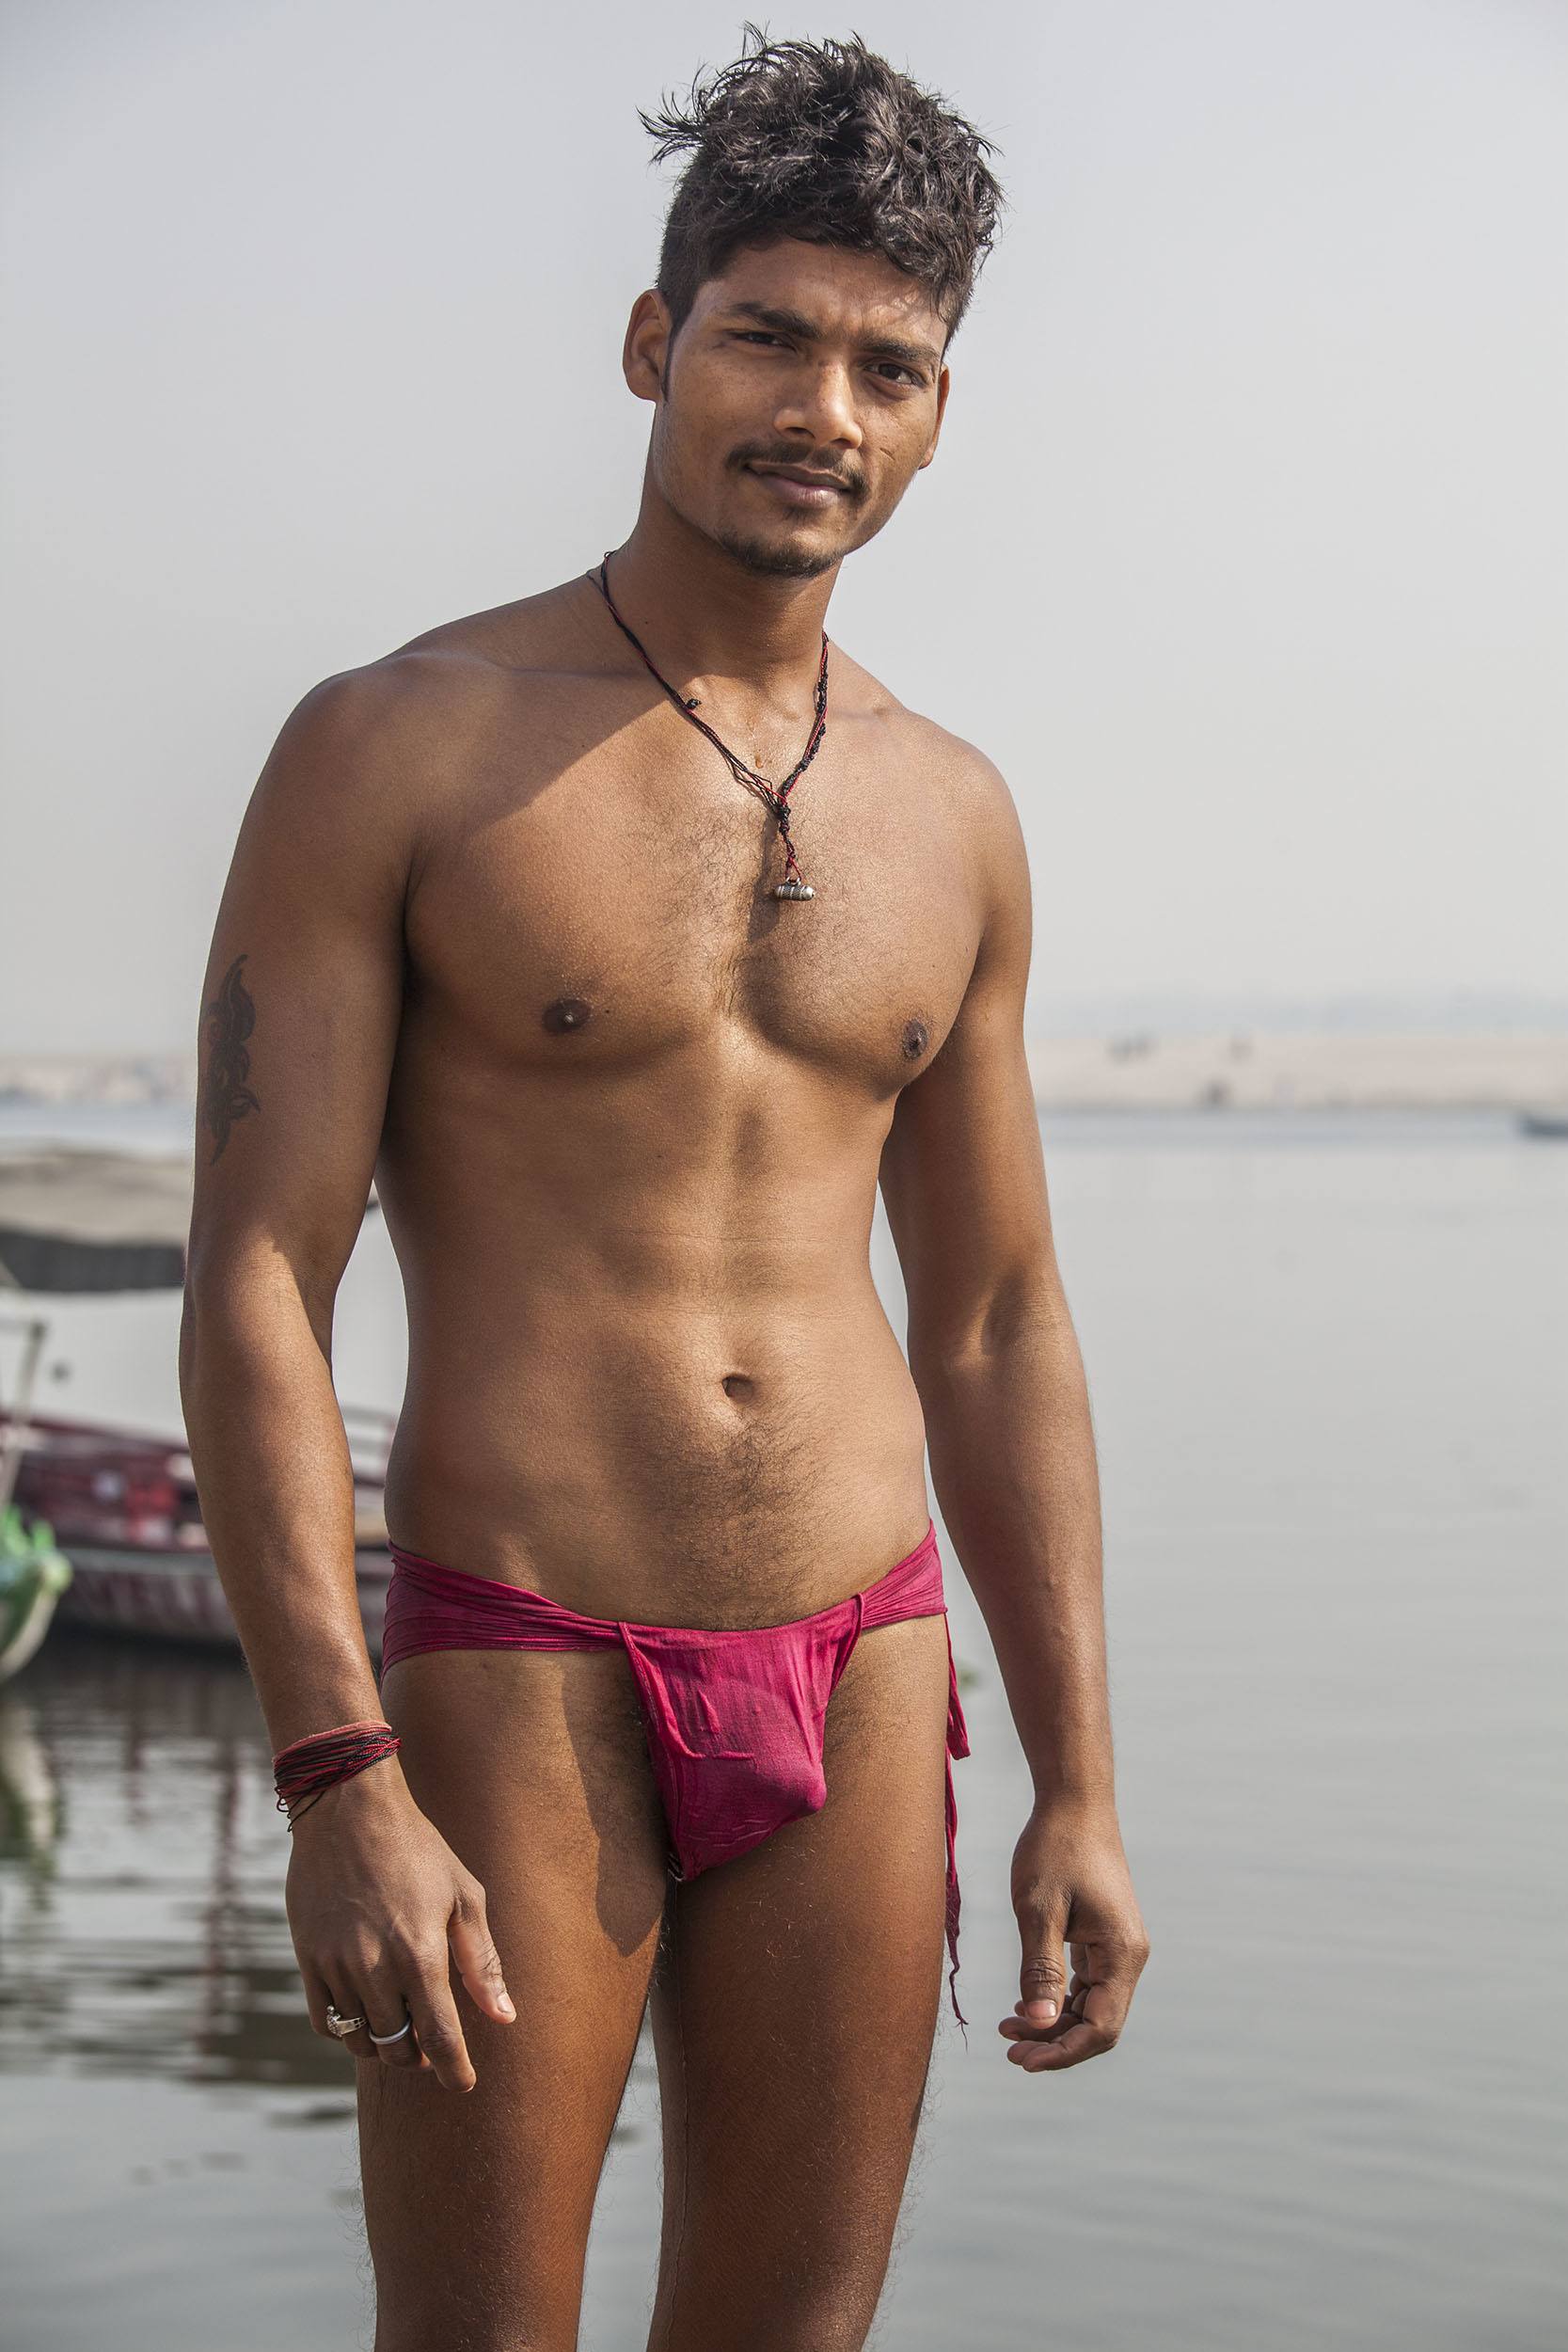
[372,571,985,1623]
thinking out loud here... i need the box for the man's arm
[879,747,1148,2072]
[180,660,514,2089]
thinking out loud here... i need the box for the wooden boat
[0,1402,395,1659]
[0,1140,390,1663]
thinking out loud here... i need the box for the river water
[1,1106,1562,2350]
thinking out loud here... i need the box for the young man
[181,26,1148,2351]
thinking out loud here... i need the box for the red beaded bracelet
[273,1717,402,1829]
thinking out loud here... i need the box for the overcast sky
[3,0,1564,1053]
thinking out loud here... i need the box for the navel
[721,1372,755,1400]
[542,996,593,1035]
[901,1017,930,1061]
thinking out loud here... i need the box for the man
[181,26,1148,2352]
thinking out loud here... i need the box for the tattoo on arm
[201,952,261,1163]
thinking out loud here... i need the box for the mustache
[739,452,864,496]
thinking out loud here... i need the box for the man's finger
[298,1963,334,2039]
[322,1974,377,2060]
[999,1978,1089,2039]
[448,1883,516,2025]
[1010,1976,1085,2032]
[1006,1973,1132,2070]
[361,1957,427,2070]
[1013,1889,1070,2026]
[405,1968,478,2092]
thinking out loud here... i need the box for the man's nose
[772,361,864,452]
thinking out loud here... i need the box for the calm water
[1,1107,1563,2351]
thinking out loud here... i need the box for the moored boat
[0,1140,390,1664]
[0,1404,395,1659]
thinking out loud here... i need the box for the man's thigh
[357,1643,672,2352]
[644,1608,956,2352]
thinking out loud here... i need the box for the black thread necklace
[589,550,828,900]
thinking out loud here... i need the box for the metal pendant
[771,880,816,900]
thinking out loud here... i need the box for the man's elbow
[909,1258,1070,1380]
[181,1231,336,1375]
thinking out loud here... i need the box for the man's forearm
[913,1288,1114,1802]
[179,1271,396,1758]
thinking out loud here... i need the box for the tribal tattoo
[201,952,261,1163]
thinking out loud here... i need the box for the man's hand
[285,1762,516,2091]
[998,1793,1148,2072]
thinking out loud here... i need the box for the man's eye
[732,334,920,388]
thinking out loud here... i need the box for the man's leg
[357,1642,672,2352]
[643,1608,956,2352]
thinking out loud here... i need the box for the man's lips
[745,462,854,506]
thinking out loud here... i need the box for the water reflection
[0,1632,361,2090]
[0,1627,674,2177]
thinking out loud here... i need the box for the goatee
[711,525,842,580]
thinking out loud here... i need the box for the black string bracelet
[273,1719,403,1832]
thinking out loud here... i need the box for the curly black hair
[639,24,1006,353]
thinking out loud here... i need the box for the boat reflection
[0,1630,356,2090]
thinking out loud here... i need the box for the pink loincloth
[378,1516,972,2026]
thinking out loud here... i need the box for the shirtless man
[180,28,1148,2352]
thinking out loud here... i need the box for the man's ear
[917,363,951,471]
[624,289,673,405]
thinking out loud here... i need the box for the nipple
[543,997,593,1035]
[901,1018,930,1060]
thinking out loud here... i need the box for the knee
[375,2302,575,2352]
[771,2323,875,2352]
[378,2332,563,2352]
[657,2282,882,2352]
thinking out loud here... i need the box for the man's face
[624,236,952,579]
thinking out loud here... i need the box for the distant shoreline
[3,1034,1565,1117]
[1025,1030,1568,1113]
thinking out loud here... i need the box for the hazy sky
[3,0,1564,1052]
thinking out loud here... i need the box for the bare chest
[403,682,981,1096]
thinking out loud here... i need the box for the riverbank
[5,1033,1565,1118]
[1026,1029,1568,1111]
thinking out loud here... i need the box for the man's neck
[597,503,838,700]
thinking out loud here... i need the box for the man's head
[624,25,1006,579]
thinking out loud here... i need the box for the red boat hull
[53,1540,391,1657]
[2,1406,394,1660]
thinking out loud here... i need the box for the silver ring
[325,2003,368,2039]
[368,2015,414,2045]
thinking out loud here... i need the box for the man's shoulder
[274,580,595,821]
[385,573,597,682]
[306,583,581,739]
[842,654,1015,819]
[833,644,991,767]
[844,663,1027,942]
